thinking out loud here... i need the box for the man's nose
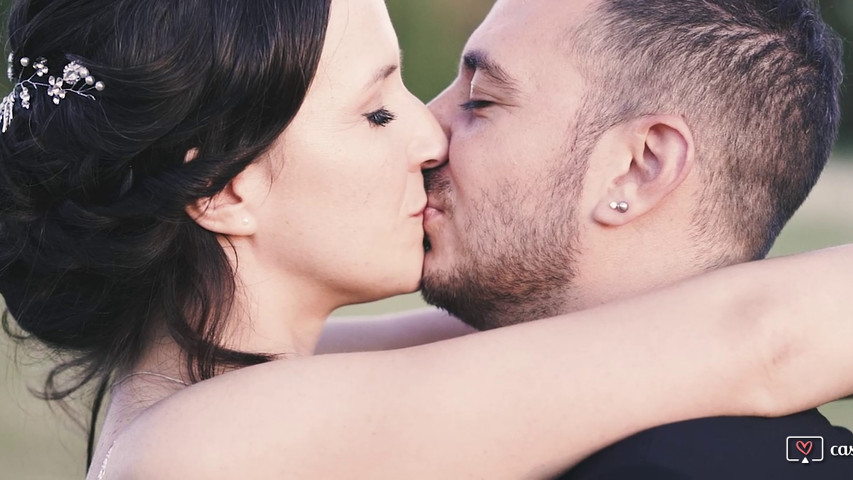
[431,81,461,136]
[423,88,454,170]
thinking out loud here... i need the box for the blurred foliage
[822,0,853,149]
[387,0,494,100]
[388,0,853,152]
[0,3,849,477]
[0,0,851,150]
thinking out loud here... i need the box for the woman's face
[253,0,446,307]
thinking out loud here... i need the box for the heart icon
[796,441,813,456]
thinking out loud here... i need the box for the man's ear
[185,155,264,236]
[592,115,695,226]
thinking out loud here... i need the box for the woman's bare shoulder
[100,351,422,479]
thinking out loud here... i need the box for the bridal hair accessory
[609,201,630,213]
[1,53,106,133]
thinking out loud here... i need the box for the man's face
[422,0,598,329]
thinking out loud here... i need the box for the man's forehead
[481,0,597,34]
[463,0,594,88]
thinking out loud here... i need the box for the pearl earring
[609,201,629,213]
[242,217,250,226]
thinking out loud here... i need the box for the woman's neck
[92,247,339,477]
[222,235,343,357]
[227,273,335,358]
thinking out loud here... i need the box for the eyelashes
[462,78,495,111]
[364,107,396,127]
[460,99,494,111]
[364,97,492,127]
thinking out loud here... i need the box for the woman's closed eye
[364,107,397,127]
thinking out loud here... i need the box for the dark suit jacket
[553,409,853,480]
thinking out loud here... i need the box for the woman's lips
[408,200,428,218]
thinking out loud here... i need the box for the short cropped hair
[569,0,843,262]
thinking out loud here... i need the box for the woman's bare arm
[110,245,853,479]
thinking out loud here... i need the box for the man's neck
[566,243,734,314]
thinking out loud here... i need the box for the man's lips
[424,206,442,216]
[426,196,445,214]
[424,204,444,225]
[424,194,446,224]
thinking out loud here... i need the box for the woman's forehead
[315,0,400,92]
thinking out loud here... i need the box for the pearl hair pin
[1,53,106,133]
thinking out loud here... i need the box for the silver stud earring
[609,201,629,213]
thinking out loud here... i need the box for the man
[421,0,853,478]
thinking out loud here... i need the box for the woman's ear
[184,151,264,236]
[592,115,695,226]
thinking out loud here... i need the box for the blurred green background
[391,0,853,153]
[1,1,852,478]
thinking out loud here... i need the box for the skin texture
[91,0,448,473]
[105,245,853,480]
[423,0,709,329]
[184,0,446,356]
[421,0,592,328]
[84,0,853,478]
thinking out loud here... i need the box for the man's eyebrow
[365,50,403,90]
[463,50,519,93]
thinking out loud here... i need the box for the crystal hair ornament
[1,53,106,133]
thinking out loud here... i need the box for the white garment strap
[97,443,115,480]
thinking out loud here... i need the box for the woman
[0,0,851,478]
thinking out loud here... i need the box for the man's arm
[315,307,476,354]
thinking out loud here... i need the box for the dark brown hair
[0,0,332,467]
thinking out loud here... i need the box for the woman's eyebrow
[365,64,398,91]
[364,50,403,91]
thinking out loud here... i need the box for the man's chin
[420,271,490,331]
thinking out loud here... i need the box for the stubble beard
[421,162,585,331]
